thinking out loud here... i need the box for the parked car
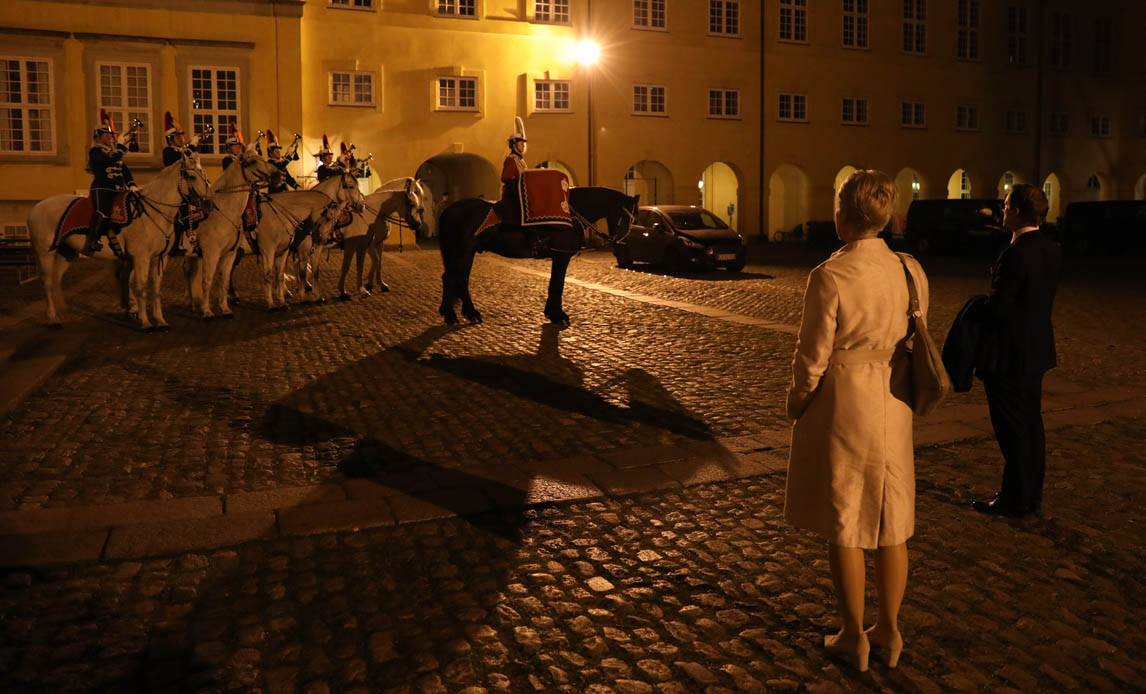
[904,199,1006,255]
[614,205,747,273]
[1059,201,1146,253]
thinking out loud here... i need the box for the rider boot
[106,229,124,258]
[170,224,187,256]
[84,210,106,255]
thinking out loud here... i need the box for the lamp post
[575,40,599,186]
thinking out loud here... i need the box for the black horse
[438,186,639,326]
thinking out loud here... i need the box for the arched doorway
[834,165,858,201]
[894,168,925,212]
[948,169,971,199]
[624,160,673,205]
[1135,174,1146,201]
[698,162,740,229]
[537,160,578,186]
[1085,172,1111,202]
[416,153,499,239]
[1042,173,1064,222]
[767,164,809,240]
[997,171,1025,199]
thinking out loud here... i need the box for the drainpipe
[758,2,765,239]
[1033,0,1046,186]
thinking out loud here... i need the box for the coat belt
[828,346,907,366]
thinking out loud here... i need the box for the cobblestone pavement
[2,417,1146,693]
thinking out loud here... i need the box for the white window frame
[533,0,570,24]
[956,104,979,131]
[707,88,740,120]
[96,60,153,156]
[957,0,980,60]
[841,97,869,125]
[779,0,808,43]
[778,92,807,122]
[903,0,926,54]
[328,0,375,9]
[633,0,667,31]
[1,222,31,243]
[1089,114,1111,139]
[1006,5,1028,66]
[437,0,477,18]
[329,71,375,107]
[1049,110,1070,137]
[0,56,55,155]
[709,1,740,37]
[842,0,869,49]
[900,100,925,128]
[189,65,242,156]
[534,79,572,113]
[1004,109,1027,134]
[631,84,667,116]
[436,76,478,111]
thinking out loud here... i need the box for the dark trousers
[983,373,1046,510]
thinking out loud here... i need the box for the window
[2,223,30,242]
[1007,5,1027,65]
[710,1,739,36]
[901,100,925,127]
[0,57,54,154]
[779,0,808,43]
[1050,12,1071,70]
[842,97,868,125]
[190,67,240,155]
[778,92,807,122]
[534,0,569,23]
[1049,111,1069,136]
[632,84,666,115]
[329,0,373,8]
[1005,110,1026,134]
[903,0,926,53]
[330,71,374,106]
[1093,17,1111,74]
[707,89,739,119]
[438,0,476,17]
[957,0,980,60]
[959,171,971,199]
[1090,114,1110,138]
[534,80,571,112]
[437,77,477,110]
[843,0,869,49]
[956,105,978,131]
[633,0,667,30]
[97,62,151,154]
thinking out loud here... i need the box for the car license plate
[717,253,736,261]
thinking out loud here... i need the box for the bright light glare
[575,40,600,65]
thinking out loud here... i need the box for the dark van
[1059,201,1146,253]
[904,199,1006,255]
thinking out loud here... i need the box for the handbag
[896,253,951,416]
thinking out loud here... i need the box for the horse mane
[377,176,413,192]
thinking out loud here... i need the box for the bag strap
[895,252,922,320]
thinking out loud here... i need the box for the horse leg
[274,253,290,308]
[261,251,277,309]
[196,250,217,319]
[337,240,353,299]
[217,251,237,317]
[368,240,388,292]
[544,252,574,327]
[150,256,169,329]
[119,261,137,320]
[456,250,481,324]
[37,253,61,326]
[130,259,152,330]
[354,242,369,295]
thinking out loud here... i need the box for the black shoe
[169,247,186,257]
[972,495,1028,517]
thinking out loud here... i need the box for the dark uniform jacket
[982,229,1063,376]
[221,155,237,170]
[316,162,344,183]
[268,159,299,194]
[89,143,134,214]
[162,145,183,167]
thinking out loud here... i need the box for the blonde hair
[837,169,898,236]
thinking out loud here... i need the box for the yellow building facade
[1,0,1143,243]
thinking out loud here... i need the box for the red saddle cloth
[242,195,259,231]
[476,170,572,236]
[50,193,131,250]
[334,208,353,231]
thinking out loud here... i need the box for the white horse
[249,171,364,309]
[28,149,211,329]
[336,177,427,299]
[182,146,279,319]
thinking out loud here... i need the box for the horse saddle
[50,193,137,251]
[477,170,573,238]
[242,195,261,232]
[333,208,353,231]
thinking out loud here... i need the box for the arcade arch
[698,162,740,229]
[1135,174,1146,201]
[623,160,674,205]
[1042,173,1064,222]
[947,169,971,199]
[1085,172,1111,202]
[894,168,925,215]
[833,165,858,200]
[767,164,809,240]
[416,153,500,237]
[997,171,1026,199]
[537,160,578,186]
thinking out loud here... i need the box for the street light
[575,39,600,186]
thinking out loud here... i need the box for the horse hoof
[47,322,63,330]
[338,293,351,302]
[305,283,314,293]
[155,324,171,332]
[363,284,373,292]
[465,313,483,325]
[315,297,327,305]
[359,288,372,297]
[378,282,391,293]
[442,312,459,325]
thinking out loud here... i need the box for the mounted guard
[315,134,343,182]
[221,122,245,170]
[84,109,141,256]
[162,112,204,256]
[162,111,188,166]
[266,129,301,194]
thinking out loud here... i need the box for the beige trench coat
[783,239,929,549]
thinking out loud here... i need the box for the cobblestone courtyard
[1,244,1145,692]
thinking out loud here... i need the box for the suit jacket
[942,294,989,392]
[983,229,1062,376]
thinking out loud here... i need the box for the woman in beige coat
[784,170,928,672]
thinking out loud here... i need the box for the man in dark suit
[973,183,1063,517]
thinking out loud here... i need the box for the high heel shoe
[865,628,903,668]
[824,630,870,672]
